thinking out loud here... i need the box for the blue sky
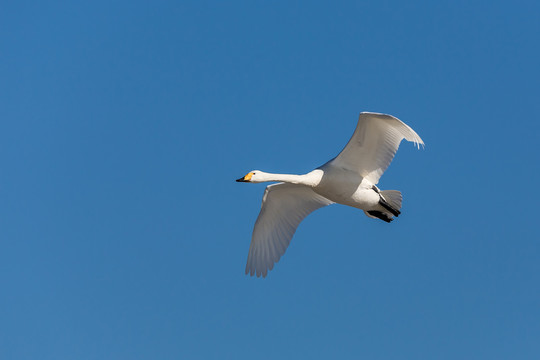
[1,1,539,359]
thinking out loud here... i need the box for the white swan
[237,112,424,277]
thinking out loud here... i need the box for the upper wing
[245,182,333,278]
[329,112,424,184]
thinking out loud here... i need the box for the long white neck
[257,170,322,186]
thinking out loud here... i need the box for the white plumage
[237,112,424,277]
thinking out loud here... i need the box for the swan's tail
[380,190,402,216]
[364,190,403,223]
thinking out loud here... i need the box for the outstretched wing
[246,183,333,277]
[329,112,424,184]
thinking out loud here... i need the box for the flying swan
[236,112,424,277]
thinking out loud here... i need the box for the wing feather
[329,112,424,184]
[246,183,333,277]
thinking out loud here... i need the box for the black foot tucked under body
[367,210,394,223]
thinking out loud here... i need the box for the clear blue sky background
[1,1,539,359]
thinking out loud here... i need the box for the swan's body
[237,112,424,277]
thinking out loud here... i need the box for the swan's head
[236,170,265,183]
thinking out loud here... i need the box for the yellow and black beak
[236,172,253,182]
